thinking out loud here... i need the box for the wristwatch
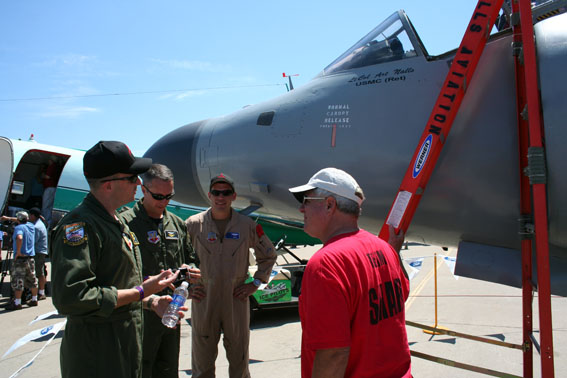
[145,295,158,311]
[252,278,262,287]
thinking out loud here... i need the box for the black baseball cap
[209,173,234,191]
[83,141,152,179]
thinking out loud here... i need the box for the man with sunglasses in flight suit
[121,163,200,378]
[51,141,183,378]
[186,173,277,378]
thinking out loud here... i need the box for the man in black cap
[50,141,184,378]
[186,173,277,377]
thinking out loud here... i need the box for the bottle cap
[181,281,189,288]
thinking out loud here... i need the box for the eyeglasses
[100,174,139,184]
[302,196,327,205]
[210,189,234,197]
[143,185,175,201]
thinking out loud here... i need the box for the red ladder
[378,0,555,376]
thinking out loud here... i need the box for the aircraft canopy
[323,11,423,75]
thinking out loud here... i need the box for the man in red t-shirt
[41,158,59,227]
[289,168,411,378]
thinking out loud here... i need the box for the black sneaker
[6,302,23,311]
[28,300,38,307]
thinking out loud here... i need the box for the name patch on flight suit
[147,230,160,244]
[225,232,240,240]
[123,233,133,250]
[207,232,217,242]
[130,232,140,246]
[165,230,179,240]
[64,223,87,246]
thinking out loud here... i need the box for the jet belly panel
[536,13,567,249]
[417,34,521,249]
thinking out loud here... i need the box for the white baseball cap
[289,168,365,205]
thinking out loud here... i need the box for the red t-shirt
[299,229,411,378]
[43,162,58,188]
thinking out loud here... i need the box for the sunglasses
[210,189,234,197]
[101,174,139,184]
[143,185,175,201]
[302,196,327,205]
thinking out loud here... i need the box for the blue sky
[1,1,482,155]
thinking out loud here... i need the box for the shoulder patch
[256,224,265,238]
[64,223,87,246]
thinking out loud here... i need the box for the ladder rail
[517,0,555,376]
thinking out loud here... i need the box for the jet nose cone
[144,120,208,207]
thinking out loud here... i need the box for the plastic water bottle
[162,281,189,328]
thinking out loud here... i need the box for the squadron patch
[256,224,265,238]
[130,232,140,246]
[123,233,133,250]
[207,232,217,242]
[165,230,179,240]
[225,232,240,240]
[64,223,87,246]
[147,230,160,244]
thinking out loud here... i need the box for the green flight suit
[121,200,196,378]
[50,193,144,378]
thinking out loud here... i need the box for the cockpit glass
[323,12,417,75]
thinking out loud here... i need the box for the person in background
[29,207,48,300]
[41,158,59,227]
[2,211,38,311]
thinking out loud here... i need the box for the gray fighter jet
[145,10,567,294]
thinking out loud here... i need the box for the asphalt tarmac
[1,243,565,377]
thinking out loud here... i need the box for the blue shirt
[13,222,35,256]
[34,219,48,255]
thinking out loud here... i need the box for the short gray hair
[16,211,29,222]
[311,188,361,217]
[141,164,174,186]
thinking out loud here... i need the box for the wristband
[135,286,145,301]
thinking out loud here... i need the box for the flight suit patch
[130,232,140,246]
[225,232,240,240]
[207,232,217,242]
[123,233,133,250]
[256,224,265,237]
[165,230,179,240]
[147,230,160,244]
[64,223,87,246]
